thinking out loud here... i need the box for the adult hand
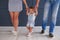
[26,6,29,15]
[34,5,38,11]
[34,0,40,12]
[34,5,38,16]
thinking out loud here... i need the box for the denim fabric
[42,0,60,33]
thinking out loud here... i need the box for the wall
[0,0,60,26]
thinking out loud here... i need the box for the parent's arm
[35,0,40,9]
[35,0,40,15]
[23,0,28,8]
[23,0,29,15]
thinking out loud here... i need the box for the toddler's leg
[29,27,33,33]
[27,27,33,37]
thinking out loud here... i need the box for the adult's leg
[13,12,20,31]
[42,1,50,30]
[49,1,60,33]
[9,12,14,25]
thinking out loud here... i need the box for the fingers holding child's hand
[26,7,29,15]
[33,7,38,16]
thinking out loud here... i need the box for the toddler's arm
[35,10,38,16]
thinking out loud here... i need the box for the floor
[0,26,60,40]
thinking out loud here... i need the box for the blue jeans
[42,0,60,33]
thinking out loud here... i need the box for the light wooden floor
[0,26,60,40]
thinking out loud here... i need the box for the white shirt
[28,13,36,23]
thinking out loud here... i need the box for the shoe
[40,30,44,34]
[27,32,32,37]
[12,30,17,36]
[49,33,54,38]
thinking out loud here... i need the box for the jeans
[42,0,60,33]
